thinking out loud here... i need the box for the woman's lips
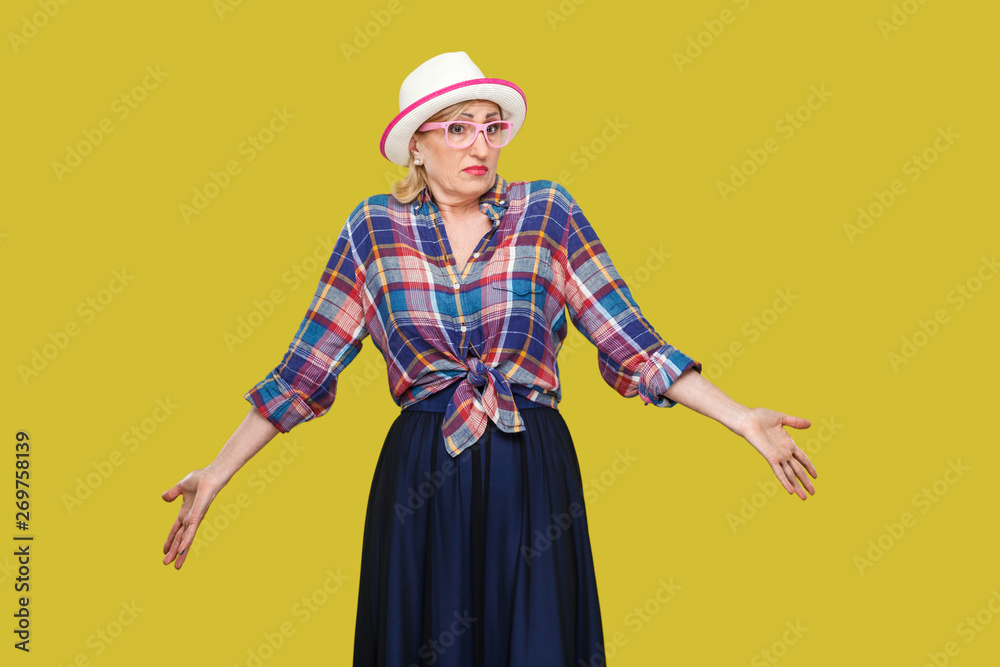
[463,166,488,175]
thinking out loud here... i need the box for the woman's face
[409,100,503,207]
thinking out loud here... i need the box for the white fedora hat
[379,51,527,167]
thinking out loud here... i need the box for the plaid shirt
[245,175,702,457]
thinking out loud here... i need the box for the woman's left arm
[662,369,818,500]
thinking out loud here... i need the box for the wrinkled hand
[161,468,226,569]
[737,408,817,500]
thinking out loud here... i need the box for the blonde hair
[391,99,504,204]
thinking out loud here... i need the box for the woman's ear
[408,135,422,164]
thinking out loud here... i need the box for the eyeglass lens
[445,122,511,148]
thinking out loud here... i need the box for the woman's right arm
[161,406,279,570]
[163,211,367,570]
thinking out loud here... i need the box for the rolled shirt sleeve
[560,190,701,407]
[244,216,369,432]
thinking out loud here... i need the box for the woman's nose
[469,128,490,155]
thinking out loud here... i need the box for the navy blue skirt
[352,382,606,666]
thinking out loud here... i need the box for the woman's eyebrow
[460,110,501,119]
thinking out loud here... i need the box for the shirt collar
[412,174,510,224]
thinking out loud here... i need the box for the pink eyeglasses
[416,120,514,149]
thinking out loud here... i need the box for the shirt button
[461,325,467,332]
[453,282,459,290]
[473,252,480,258]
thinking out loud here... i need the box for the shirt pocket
[487,244,554,296]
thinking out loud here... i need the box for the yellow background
[2,0,998,664]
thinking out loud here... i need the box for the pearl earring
[414,158,422,165]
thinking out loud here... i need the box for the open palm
[161,469,225,569]
[738,407,817,500]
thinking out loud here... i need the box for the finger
[168,529,189,569]
[792,447,818,478]
[163,517,192,567]
[163,517,187,562]
[782,461,806,500]
[170,489,216,568]
[163,489,196,555]
[781,414,812,430]
[174,542,193,569]
[172,524,199,570]
[770,461,794,495]
[162,483,183,502]
[788,458,815,496]
[163,517,183,553]
[164,497,194,564]
[163,531,181,565]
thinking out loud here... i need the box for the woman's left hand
[737,408,817,500]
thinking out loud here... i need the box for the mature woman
[161,52,818,666]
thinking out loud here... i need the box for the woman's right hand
[161,468,227,570]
